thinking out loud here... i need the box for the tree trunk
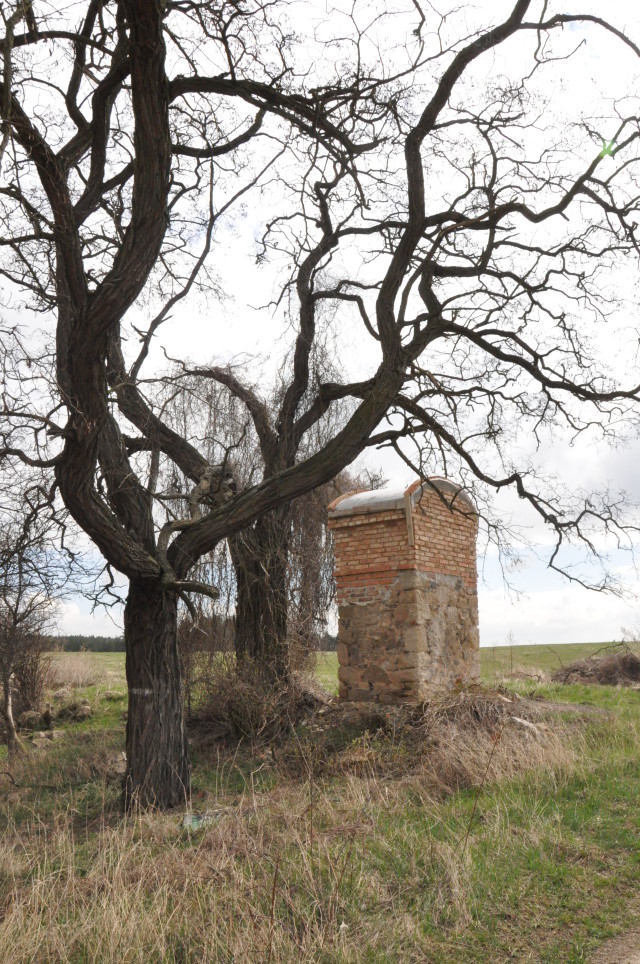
[1,675,22,763]
[124,579,189,809]
[230,507,291,683]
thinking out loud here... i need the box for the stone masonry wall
[328,485,479,702]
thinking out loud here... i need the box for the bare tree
[0,482,68,761]
[158,367,364,678]
[229,468,364,676]
[222,380,361,680]
[1,1,640,807]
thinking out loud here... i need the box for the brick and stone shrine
[327,478,479,703]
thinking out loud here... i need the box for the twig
[456,722,505,854]
[1,767,65,791]
[328,834,356,924]
[266,852,280,964]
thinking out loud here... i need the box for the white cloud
[55,601,123,639]
[479,581,640,647]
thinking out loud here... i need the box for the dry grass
[5,661,640,963]
[275,687,572,797]
[0,686,579,963]
[497,663,551,683]
[192,656,330,743]
[0,782,562,962]
[46,653,105,690]
[0,765,357,960]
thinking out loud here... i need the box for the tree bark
[230,507,291,683]
[124,579,189,809]
[1,675,22,763]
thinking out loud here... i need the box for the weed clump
[552,647,640,687]
[55,698,93,722]
[274,687,569,793]
[192,656,330,743]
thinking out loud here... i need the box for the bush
[193,655,329,743]
[12,645,50,717]
[178,615,234,717]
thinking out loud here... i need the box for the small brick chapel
[327,478,479,703]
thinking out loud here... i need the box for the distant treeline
[52,635,126,652]
[50,632,336,654]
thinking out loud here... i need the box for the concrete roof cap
[327,477,474,517]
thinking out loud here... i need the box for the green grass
[478,640,629,680]
[316,652,339,693]
[1,645,640,961]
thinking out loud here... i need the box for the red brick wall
[413,496,477,591]
[328,489,477,594]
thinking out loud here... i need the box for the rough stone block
[338,665,366,686]
[362,665,391,684]
[336,642,349,666]
[349,687,375,702]
[387,668,419,685]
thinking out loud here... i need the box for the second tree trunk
[230,508,291,683]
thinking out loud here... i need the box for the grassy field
[478,640,633,680]
[1,644,639,961]
[42,639,631,695]
[319,640,634,694]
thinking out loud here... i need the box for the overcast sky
[53,1,640,646]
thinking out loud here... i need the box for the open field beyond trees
[1,643,640,962]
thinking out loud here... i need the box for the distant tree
[1,1,640,808]
[0,485,68,761]
[59,635,126,653]
[0,587,47,761]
